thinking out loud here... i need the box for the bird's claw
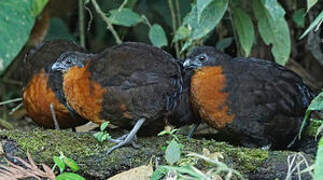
[106,118,145,155]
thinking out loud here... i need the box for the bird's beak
[183,58,201,69]
[183,59,192,68]
[51,62,65,72]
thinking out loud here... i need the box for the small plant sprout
[52,152,85,180]
[93,121,111,143]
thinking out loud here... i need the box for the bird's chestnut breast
[190,66,235,129]
[23,69,72,128]
[63,64,107,125]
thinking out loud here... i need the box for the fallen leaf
[107,164,153,180]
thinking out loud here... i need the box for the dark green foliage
[0,0,48,75]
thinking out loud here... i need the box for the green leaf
[157,130,169,136]
[63,157,80,172]
[197,0,213,23]
[253,0,291,65]
[299,11,323,39]
[216,37,233,51]
[261,0,285,20]
[316,123,323,140]
[0,0,36,75]
[165,139,181,165]
[150,166,168,180]
[109,8,141,27]
[93,131,104,142]
[149,24,168,48]
[307,92,323,112]
[163,165,206,179]
[181,40,193,53]
[100,121,109,131]
[299,92,323,139]
[313,138,323,179]
[173,26,191,42]
[53,156,65,173]
[32,0,48,17]
[56,172,85,180]
[232,7,255,56]
[184,0,228,40]
[101,133,111,141]
[292,8,306,28]
[307,0,318,12]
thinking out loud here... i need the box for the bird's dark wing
[88,42,182,128]
[222,57,313,146]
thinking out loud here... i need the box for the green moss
[0,129,113,171]
[206,141,268,173]
[0,130,273,178]
[175,136,268,174]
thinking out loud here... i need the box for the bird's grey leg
[107,134,128,143]
[187,123,200,140]
[50,103,60,130]
[106,118,146,155]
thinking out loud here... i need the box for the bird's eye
[198,55,206,61]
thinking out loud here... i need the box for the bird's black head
[51,52,91,72]
[183,46,231,69]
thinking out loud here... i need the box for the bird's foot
[106,118,145,155]
[107,133,140,148]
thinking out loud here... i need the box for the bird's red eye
[199,56,206,61]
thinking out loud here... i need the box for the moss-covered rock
[0,129,314,179]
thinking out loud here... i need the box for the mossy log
[0,129,314,179]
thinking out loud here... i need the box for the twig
[118,0,128,12]
[141,15,152,28]
[50,103,60,130]
[79,0,85,48]
[0,98,23,106]
[91,0,122,44]
[168,0,180,58]
[0,78,23,86]
[285,152,313,180]
[9,103,23,115]
[84,4,93,32]
[175,0,181,27]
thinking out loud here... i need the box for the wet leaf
[63,157,80,172]
[261,0,285,20]
[253,0,290,65]
[56,172,85,180]
[299,11,323,39]
[232,7,255,56]
[109,8,141,27]
[314,138,323,179]
[32,0,48,17]
[0,0,37,75]
[165,139,181,165]
[173,26,191,42]
[149,24,168,48]
[299,92,323,139]
[100,121,109,131]
[53,156,65,173]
